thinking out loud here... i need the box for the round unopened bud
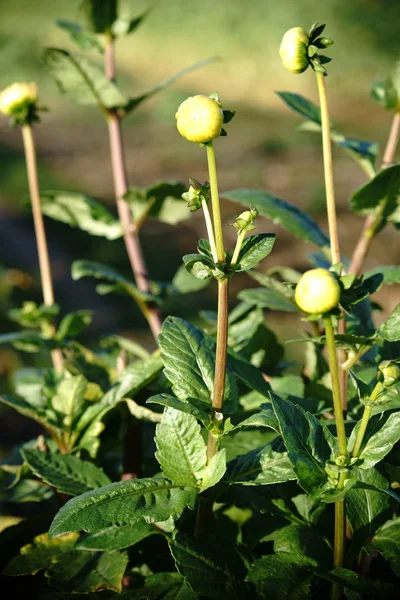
[295,268,340,314]
[233,208,258,233]
[379,361,400,387]
[0,82,37,116]
[279,27,310,74]
[175,95,224,144]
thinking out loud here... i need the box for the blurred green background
[0,0,399,398]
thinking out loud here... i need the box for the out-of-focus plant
[0,7,399,600]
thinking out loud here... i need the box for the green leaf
[238,287,298,312]
[227,348,272,398]
[126,572,196,600]
[49,478,197,538]
[39,190,122,240]
[20,449,111,496]
[248,270,295,300]
[171,264,211,294]
[0,394,60,433]
[277,91,378,175]
[101,334,150,359]
[71,260,155,303]
[277,91,322,124]
[223,407,280,436]
[155,408,207,486]
[348,411,400,469]
[3,531,79,576]
[379,303,400,342]
[47,549,128,593]
[233,234,276,272]
[51,375,88,429]
[124,57,217,115]
[270,375,305,400]
[56,20,103,52]
[273,524,331,567]
[347,468,392,559]
[227,303,284,371]
[56,310,92,341]
[76,522,157,551]
[111,10,149,38]
[350,164,400,220]
[42,48,129,108]
[183,253,224,281]
[124,181,188,226]
[169,533,250,600]
[80,0,117,33]
[147,393,211,427]
[365,265,400,285]
[74,354,162,455]
[9,301,59,326]
[159,317,239,414]
[246,552,316,599]
[223,189,329,248]
[0,330,47,353]
[98,356,163,414]
[201,449,227,491]
[225,443,296,486]
[367,518,400,576]
[271,394,330,497]
[371,80,398,110]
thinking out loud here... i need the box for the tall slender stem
[230,230,245,268]
[104,36,162,342]
[331,481,346,600]
[351,381,383,458]
[21,124,63,373]
[195,141,228,537]
[206,142,225,264]
[201,199,218,263]
[348,112,400,276]
[323,316,347,455]
[323,315,347,600]
[195,278,229,538]
[211,279,229,414]
[315,71,341,266]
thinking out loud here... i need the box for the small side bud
[319,37,334,47]
[182,179,210,212]
[379,361,400,387]
[233,208,258,233]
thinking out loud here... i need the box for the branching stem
[104,36,162,342]
[348,111,400,276]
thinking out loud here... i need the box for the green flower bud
[295,268,340,314]
[175,95,224,144]
[379,361,400,387]
[233,208,258,233]
[319,37,334,47]
[0,82,38,119]
[182,178,210,212]
[279,27,310,74]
